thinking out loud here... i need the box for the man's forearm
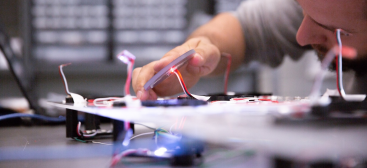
[187,13,246,76]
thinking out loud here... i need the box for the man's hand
[132,12,245,100]
[132,37,220,100]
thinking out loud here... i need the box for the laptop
[0,23,44,115]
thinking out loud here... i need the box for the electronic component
[113,99,207,107]
[144,49,195,90]
[117,50,136,96]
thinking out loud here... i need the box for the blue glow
[122,129,133,146]
[117,50,135,64]
[154,147,167,156]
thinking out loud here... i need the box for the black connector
[65,95,79,138]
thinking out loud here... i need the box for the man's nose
[296,15,328,46]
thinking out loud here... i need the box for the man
[132,0,367,101]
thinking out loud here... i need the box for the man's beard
[313,44,367,76]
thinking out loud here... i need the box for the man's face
[296,0,367,75]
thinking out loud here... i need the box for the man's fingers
[132,67,141,93]
[186,42,220,76]
[132,68,150,100]
[148,89,158,100]
[154,41,220,77]
[132,37,220,99]
[153,48,184,72]
[132,61,158,100]
[188,53,205,67]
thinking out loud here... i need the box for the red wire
[174,69,187,90]
[111,149,138,167]
[221,53,232,94]
[173,69,195,98]
[122,59,134,132]
[119,54,135,133]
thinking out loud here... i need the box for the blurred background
[0,0,339,113]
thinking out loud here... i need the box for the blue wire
[0,113,65,122]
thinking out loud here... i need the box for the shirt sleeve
[232,0,308,68]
